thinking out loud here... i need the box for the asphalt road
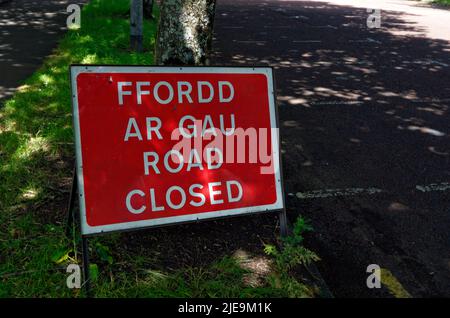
[212,0,450,297]
[0,0,86,106]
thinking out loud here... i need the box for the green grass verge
[0,0,318,297]
[0,0,159,297]
[432,0,450,5]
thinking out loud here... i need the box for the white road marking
[264,26,293,28]
[310,100,363,106]
[311,25,338,29]
[428,60,449,67]
[293,40,322,43]
[234,40,267,43]
[294,182,450,200]
[280,97,450,107]
[366,38,382,44]
[405,59,450,67]
[289,15,310,20]
[348,38,382,44]
[416,183,450,193]
[411,98,450,104]
[292,38,384,44]
[295,187,384,199]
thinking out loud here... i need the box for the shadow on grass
[0,0,159,297]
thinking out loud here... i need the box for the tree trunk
[155,0,217,66]
[130,0,144,52]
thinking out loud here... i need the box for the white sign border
[70,65,284,236]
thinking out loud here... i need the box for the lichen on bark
[155,0,217,66]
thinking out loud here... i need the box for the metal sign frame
[70,65,285,236]
[68,65,289,296]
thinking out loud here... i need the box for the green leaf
[95,242,113,265]
[51,248,72,264]
[263,244,277,256]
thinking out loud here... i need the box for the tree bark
[155,0,217,66]
[130,0,144,52]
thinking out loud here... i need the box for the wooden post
[143,0,154,19]
[130,0,144,52]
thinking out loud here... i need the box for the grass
[432,0,450,5]
[0,0,318,297]
[0,0,159,297]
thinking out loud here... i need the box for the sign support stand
[81,235,92,297]
[279,209,289,238]
[69,66,287,296]
[65,167,77,237]
[65,168,286,298]
[65,168,92,298]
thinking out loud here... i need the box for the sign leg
[65,167,78,237]
[279,208,289,238]
[82,236,92,298]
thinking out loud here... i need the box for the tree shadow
[210,0,450,297]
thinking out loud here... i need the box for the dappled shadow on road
[212,1,450,191]
[211,0,450,297]
[0,0,85,105]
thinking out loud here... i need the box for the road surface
[212,0,450,297]
[0,0,85,106]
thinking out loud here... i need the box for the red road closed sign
[71,66,283,235]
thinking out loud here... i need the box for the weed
[264,216,320,297]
